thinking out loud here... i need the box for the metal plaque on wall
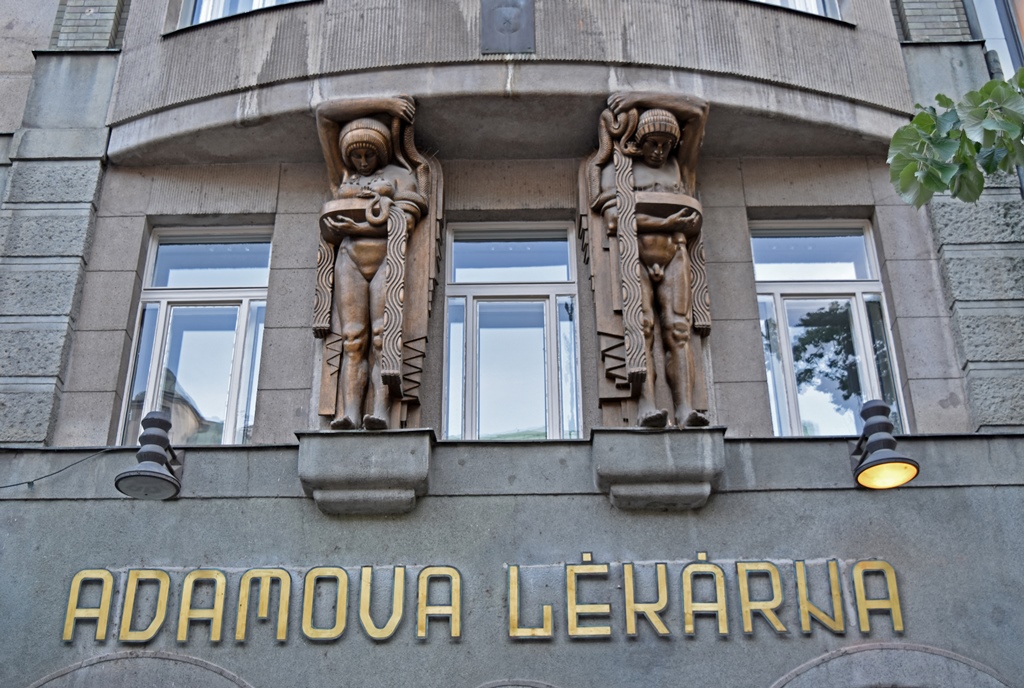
[480,0,535,54]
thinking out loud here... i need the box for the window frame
[750,220,907,437]
[117,228,272,446]
[442,221,582,441]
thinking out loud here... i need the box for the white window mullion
[465,296,479,441]
[544,295,560,439]
[221,297,251,444]
[775,294,803,436]
[141,300,171,420]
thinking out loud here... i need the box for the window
[971,0,1024,76]
[750,0,841,20]
[752,223,905,437]
[120,234,271,446]
[179,0,308,27]
[443,223,581,441]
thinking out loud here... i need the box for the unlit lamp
[115,411,182,500]
[850,400,918,489]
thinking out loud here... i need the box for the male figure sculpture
[587,93,711,428]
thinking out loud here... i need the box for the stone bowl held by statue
[634,191,703,220]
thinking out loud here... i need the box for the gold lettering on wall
[302,567,349,641]
[736,562,787,634]
[417,566,462,639]
[853,560,904,633]
[508,565,553,639]
[63,569,114,642]
[119,569,170,643]
[682,552,728,636]
[796,560,845,634]
[177,569,227,643]
[566,553,611,638]
[623,563,670,637]
[360,566,405,640]
[236,568,291,642]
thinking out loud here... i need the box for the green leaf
[957,102,989,143]
[978,145,1008,174]
[950,165,984,203]
[981,117,1021,136]
[887,125,925,163]
[935,108,961,137]
[898,164,934,208]
[988,81,1024,118]
[911,111,937,134]
[927,135,960,161]
[935,93,955,109]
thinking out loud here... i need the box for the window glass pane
[445,299,466,440]
[865,295,905,434]
[750,0,840,18]
[122,303,159,444]
[758,296,792,436]
[557,296,580,439]
[152,242,271,288]
[234,302,265,444]
[452,237,570,283]
[158,306,239,445]
[785,298,863,436]
[477,302,547,440]
[752,233,871,281]
[191,0,306,25]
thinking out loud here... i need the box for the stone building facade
[0,0,1022,686]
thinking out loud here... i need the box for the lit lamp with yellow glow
[850,400,919,489]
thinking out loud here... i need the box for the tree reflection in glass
[786,299,863,436]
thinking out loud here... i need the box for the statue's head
[340,118,391,176]
[635,109,680,168]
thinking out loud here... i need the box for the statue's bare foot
[330,416,357,430]
[362,414,388,430]
[638,409,669,428]
[682,410,711,428]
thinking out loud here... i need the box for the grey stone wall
[53,0,128,49]
[895,0,973,42]
[930,174,1024,432]
[0,52,118,445]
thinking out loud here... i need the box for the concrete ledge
[592,428,726,510]
[296,430,432,515]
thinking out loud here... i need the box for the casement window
[752,222,905,437]
[443,223,581,441]
[179,0,308,27]
[119,233,271,446]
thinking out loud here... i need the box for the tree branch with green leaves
[888,69,1024,208]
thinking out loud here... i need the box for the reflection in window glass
[758,296,791,436]
[557,296,580,439]
[189,0,306,25]
[477,302,547,440]
[234,302,265,444]
[752,234,871,281]
[865,294,904,434]
[158,306,239,445]
[152,242,271,288]
[786,299,862,436]
[749,0,840,19]
[122,304,159,444]
[446,299,466,440]
[452,238,570,283]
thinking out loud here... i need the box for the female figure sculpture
[313,96,434,430]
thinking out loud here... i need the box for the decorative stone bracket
[297,430,433,515]
[591,428,725,510]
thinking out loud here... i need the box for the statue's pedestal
[592,427,725,510]
[297,430,432,515]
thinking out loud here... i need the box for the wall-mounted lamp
[114,411,182,500]
[850,400,918,489]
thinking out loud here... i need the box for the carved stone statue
[314,96,442,430]
[583,93,712,428]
